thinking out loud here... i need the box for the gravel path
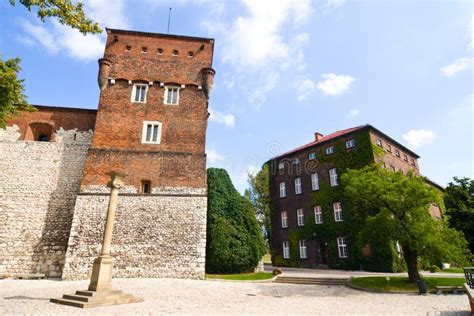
[0,278,470,315]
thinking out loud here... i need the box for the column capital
[106,171,127,189]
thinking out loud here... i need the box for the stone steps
[50,289,143,308]
[275,276,348,286]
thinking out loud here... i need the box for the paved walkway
[264,264,465,279]
[1,278,470,315]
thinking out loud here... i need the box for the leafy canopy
[245,164,271,240]
[9,0,102,34]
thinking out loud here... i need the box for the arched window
[25,122,53,142]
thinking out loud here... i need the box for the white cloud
[322,0,346,15]
[403,129,436,149]
[316,73,355,96]
[296,78,316,101]
[19,20,59,54]
[83,0,130,29]
[209,108,236,127]
[348,109,359,118]
[206,149,225,165]
[440,57,473,77]
[469,15,474,50]
[247,72,278,107]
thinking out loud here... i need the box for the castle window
[337,237,348,258]
[25,122,53,142]
[164,86,179,105]
[297,209,305,226]
[329,168,339,186]
[282,241,290,259]
[376,138,383,147]
[141,180,151,194]
[314,206,323,224]
[308,152,316,160]
[172,49,179,56]
[411,158,416,166]
[279,182,286,198]
[395,149,401,158]
[188,51,194,57]
[403,154,408,162]
[311,172,319,191]
[333,202,343,222]
[278,162,285,170]
[126,45,131,51]
[141,47,148,53]
[132,84,148,103]
[326,146,335,155]
[299,240,307,259]
[292,158,300,165]
[386,144,392,152]
[38,134,49,142]
[141,121,162,144]
[157,48,163,54]
[345,139,356,149]
[294,177,302,195]
[281,211,288,228]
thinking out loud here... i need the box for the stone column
[88,171,126,292]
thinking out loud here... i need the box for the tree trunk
[402,246,420,282]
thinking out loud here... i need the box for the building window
[132,84,148,103]
[376,138,383,147]
[294,177,302,195]
[126,45,131,51]
[281,211,288,228]
[38,134,49,142]
[157,48,163,54]
[299,240,307,259]
[297,208,305,226]
[403,154,408,162]
[333,202,343,222]
[337,237,348,258]
[172,49,179,56]
[329,168,339,186]
[292,158,300,165]
[188,51,194,57]
[326,146,335,155]
[411,158,416,166]
[278,162,285,170]
[311,172,320,191]
[141,180,151,194]
[283,241,290,259]
[314,206,323,224]
[345,139,356,149]
[141,47,148,53]
[386,144,392,152]
[279,182,286,198]
[308,152,316,160]
[141,121,162,144]
[395,149,401,158]
[164,86,179,105]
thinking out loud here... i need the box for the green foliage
[350,276,465,293]
[9,0,101,34]
[429,265,441,273]
[206,168,266,274]
[444,177,474,253]
[341,164,471,282]
[246,164,271,240]
[205,272,273,281]
[0,56,35,128]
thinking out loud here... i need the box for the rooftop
[106,28,214,43]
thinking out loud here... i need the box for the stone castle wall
[62,188,207,280]
[0,126,92,277]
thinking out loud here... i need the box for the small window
[292,158,300,165]
[279,182,286,198]
[141,47,148,53]
[337,237,348,258]
[132,84,148,103]
[403,154,408,162]
[345,139,356,149]
[311,172,320,191]
[172,49,179,56]
[126,45,131,51]
[376,138,383,147]
[297,208,305,226]
[282,241,290,259]
[278,162,285,170]
[164,86,179,105]
[188,51,194,57]
[299,240,307,259]
[395,149,401,158]
[157,48,163,54]
[329,168,339,187]
[386,144,392,152]
[281,211,288,228]
[314,206,323,224]
[294,177,302,195]
[411,158,416,166]
[141,180,151,194]
[326,146,335,155]
[333,202,343,222]
[308,152,316,160]
[142,121,162,144]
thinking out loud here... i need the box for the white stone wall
[0,126,92,277]
[62,190,207,280]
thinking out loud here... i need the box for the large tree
[245,164,271,240]
[206,168,266,274]
[444,177,474,253]
[341,164,470,282]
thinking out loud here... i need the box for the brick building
[0,28,215,279]
[267,124,440,271]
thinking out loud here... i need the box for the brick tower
[62,29,215,280]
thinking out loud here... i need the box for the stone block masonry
[0,126,92,277]
[62,189,207,280]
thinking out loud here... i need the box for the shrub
[272,268,282,275]
[430,265,441,273]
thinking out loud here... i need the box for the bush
[430,265,441,273]
[206,168,266,274]
[272,268,282,275]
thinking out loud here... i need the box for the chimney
[314,132,324,142]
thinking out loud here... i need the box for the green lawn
[441,267,464,274]
[350,276,465,293]
[206,272,274,281]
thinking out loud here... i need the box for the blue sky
[1,0,473,192]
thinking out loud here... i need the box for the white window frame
[279,182,286,198]
[164,86,180,105]
[326,146,335,155]
[376,138,383,147]
[294,177,302,195]
[333,202,343,222]
[314,206,323,224]
[278,162,285,170]
[297,208,305,226]
[329,168,339,187]
[345,139,356,149]
[292,158,300,165]
[141,121,162,144]
[281,211,288,228]
[299,240,307,259]
[282,241,290,259]
[311,172,320,191]
[337,237,348,258]
[131,84,148,103]
[308,152,316,160]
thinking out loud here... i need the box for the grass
[441,267,464,274]
[205,272,274,281]
[262,253,272,264]
[350,276,466,293]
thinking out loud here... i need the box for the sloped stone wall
[0,126,92,277]
[62,188,207,280]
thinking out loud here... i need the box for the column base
[50,289,143,308]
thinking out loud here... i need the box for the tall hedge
[206,168,266,274]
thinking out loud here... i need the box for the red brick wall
[6,106,96,141]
